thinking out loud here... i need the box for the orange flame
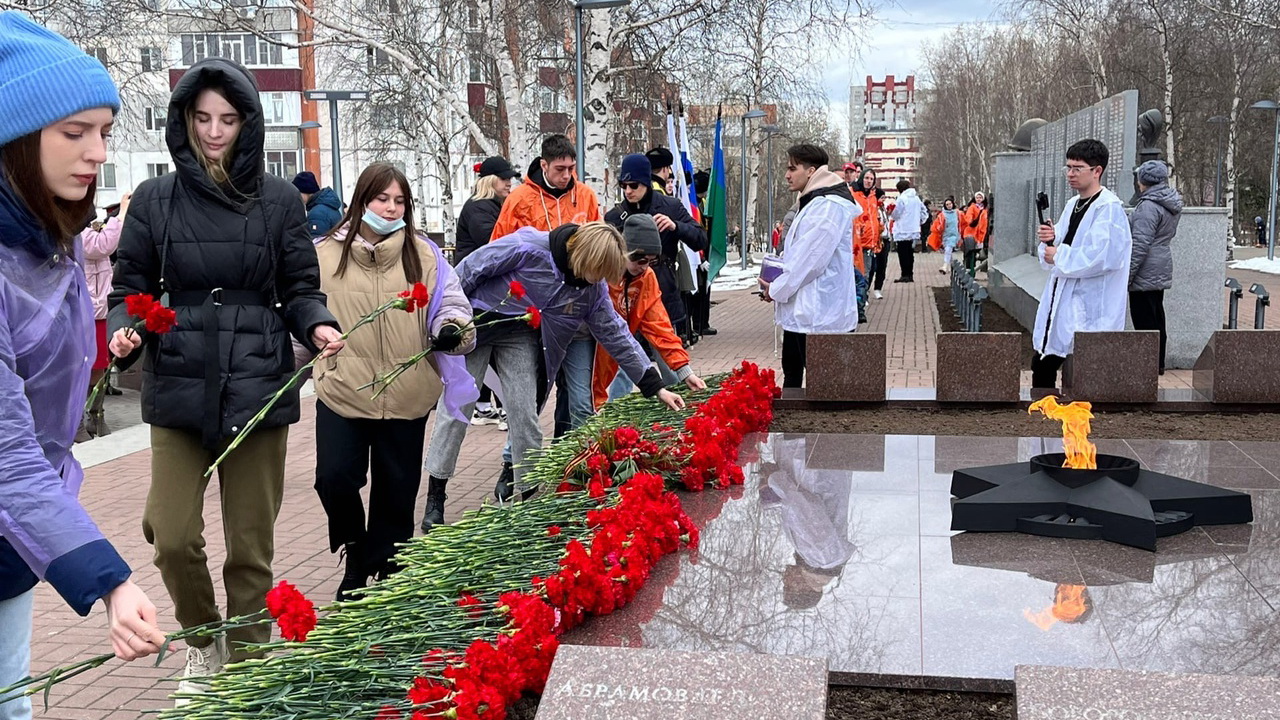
[1028,396,1097,470]
[1024,584,1091,630]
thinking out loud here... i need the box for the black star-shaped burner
[951,454,1254,551]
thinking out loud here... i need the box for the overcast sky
[822,0,1005,146]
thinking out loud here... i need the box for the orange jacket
[852,190,882,266]
[592,268,689,410]
[928,212,945,251]
[961,203,989,246]
[490,175,600,239]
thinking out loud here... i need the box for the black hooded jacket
[604,186,706,325]
[108,58,336,447]
[454,196,502,265]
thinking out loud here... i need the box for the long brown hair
[0,131,96,255]
[184,88,238,188]
[327,162,423,284]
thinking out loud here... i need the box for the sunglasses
[620,182,646,190]
[628,252,658,265]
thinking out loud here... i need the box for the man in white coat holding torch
[1032,138,1133,391]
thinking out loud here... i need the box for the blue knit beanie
[0,11,120,146]
[619,154,651,184]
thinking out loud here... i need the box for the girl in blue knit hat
[0,12,165,719]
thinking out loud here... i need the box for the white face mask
[361,208,406,236]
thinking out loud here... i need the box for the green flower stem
[204,297,404,477]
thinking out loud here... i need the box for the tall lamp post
[572,0,631,177]
[1250,100,1280,261]
[298,120,322,177]
[739,108,766,269]
[761,124,782,254]
[1208,115,1229,207]
[303,90,370,203]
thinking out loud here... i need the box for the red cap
[842,162,861,172]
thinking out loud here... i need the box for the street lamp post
[298,120,322,178]
[303,90,370,203]
[572,0,631,178]
[739,108,766,269]
[761,124,781,254]
[1250,100,1280,261]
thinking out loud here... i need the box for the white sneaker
[873,290,883,300]
[470,407,502,426]
[497,410,508,432]
[175,636,229,707]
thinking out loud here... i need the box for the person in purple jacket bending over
[0,13,164,719]
[420,222,686,530]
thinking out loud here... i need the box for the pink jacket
[81,216,121,320]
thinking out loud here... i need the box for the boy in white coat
[759,144,861,389]
[1032,139,1133,390]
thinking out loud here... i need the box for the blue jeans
[552,336,598,437]
[0,590,34,720]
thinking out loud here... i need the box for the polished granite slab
[563,434,1280,689]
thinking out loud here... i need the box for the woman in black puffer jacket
[107,58,339,678]
[453,155,519,265]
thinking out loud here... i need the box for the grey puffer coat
[1128,182,1183,292]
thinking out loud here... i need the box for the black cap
[693,170,710,195]
[645,147,674,170]
[476,156,520,180]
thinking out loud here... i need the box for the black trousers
[871,246,891,290]
[782,330,807,388]
[963,249,979,275]
[314,401,429,571]
[1032,353,1067,389]
[895,240,915,279]
[1129,290,1167,371]
[691,265,712,331]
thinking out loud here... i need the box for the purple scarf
[425,240,479,423]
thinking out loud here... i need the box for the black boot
[494,462,515,502]
[336,542,368,602]
[421,476,448,534]
[700,326,718,336]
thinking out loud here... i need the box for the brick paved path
[22,248,1239,716]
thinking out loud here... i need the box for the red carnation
[473,162,483,173]
[144,304,177,334]
[264,580,316,642]
[411,282,430,307]
[509,280,527,300]
[547,525,562,537]
[524,306,542,329]
[124,293,155,318]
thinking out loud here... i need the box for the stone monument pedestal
[806,333,886,402]
[1193,330,1280,403]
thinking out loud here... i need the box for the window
[98,163,117,190]
[367,46,392,73]
[869,90,885,104]
[540,86,561,113]
[896,157,906,166]
[141,47,162,71]
[87,46,108,66]
[264,151,298,179]
[145,107,167,132]
[894,90,909,104]
[264,92,286,125]
[147,163,170,178]
[180,33,282,67]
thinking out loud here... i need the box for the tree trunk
[580,7,612,190]
[745,125,761,262]
[491,0,533,164]
[1225,88,1241,261]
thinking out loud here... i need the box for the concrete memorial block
[805,332,886,402]
[935,332,1021,403]
[1194,330,1280,403]
[1062,331,1159,403]
[535,645,827,720]
[1015,665,1280,720]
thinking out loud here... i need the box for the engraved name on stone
[552,680,746,706]
[1034,706,1267,720]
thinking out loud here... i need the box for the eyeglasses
[620,182,645,190]
[628,252,657,265]
[1063,164,1098,175]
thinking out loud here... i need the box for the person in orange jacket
[960,191,988,276]
[852,168,887,298]
[490,134,600,239]
[592,215,706,410]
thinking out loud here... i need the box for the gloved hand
[699,261,710,272]
[431,323,464,353]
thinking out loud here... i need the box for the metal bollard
[972,287,989,332]
[1251,283,1270,329]
[1225,278,1243,329]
